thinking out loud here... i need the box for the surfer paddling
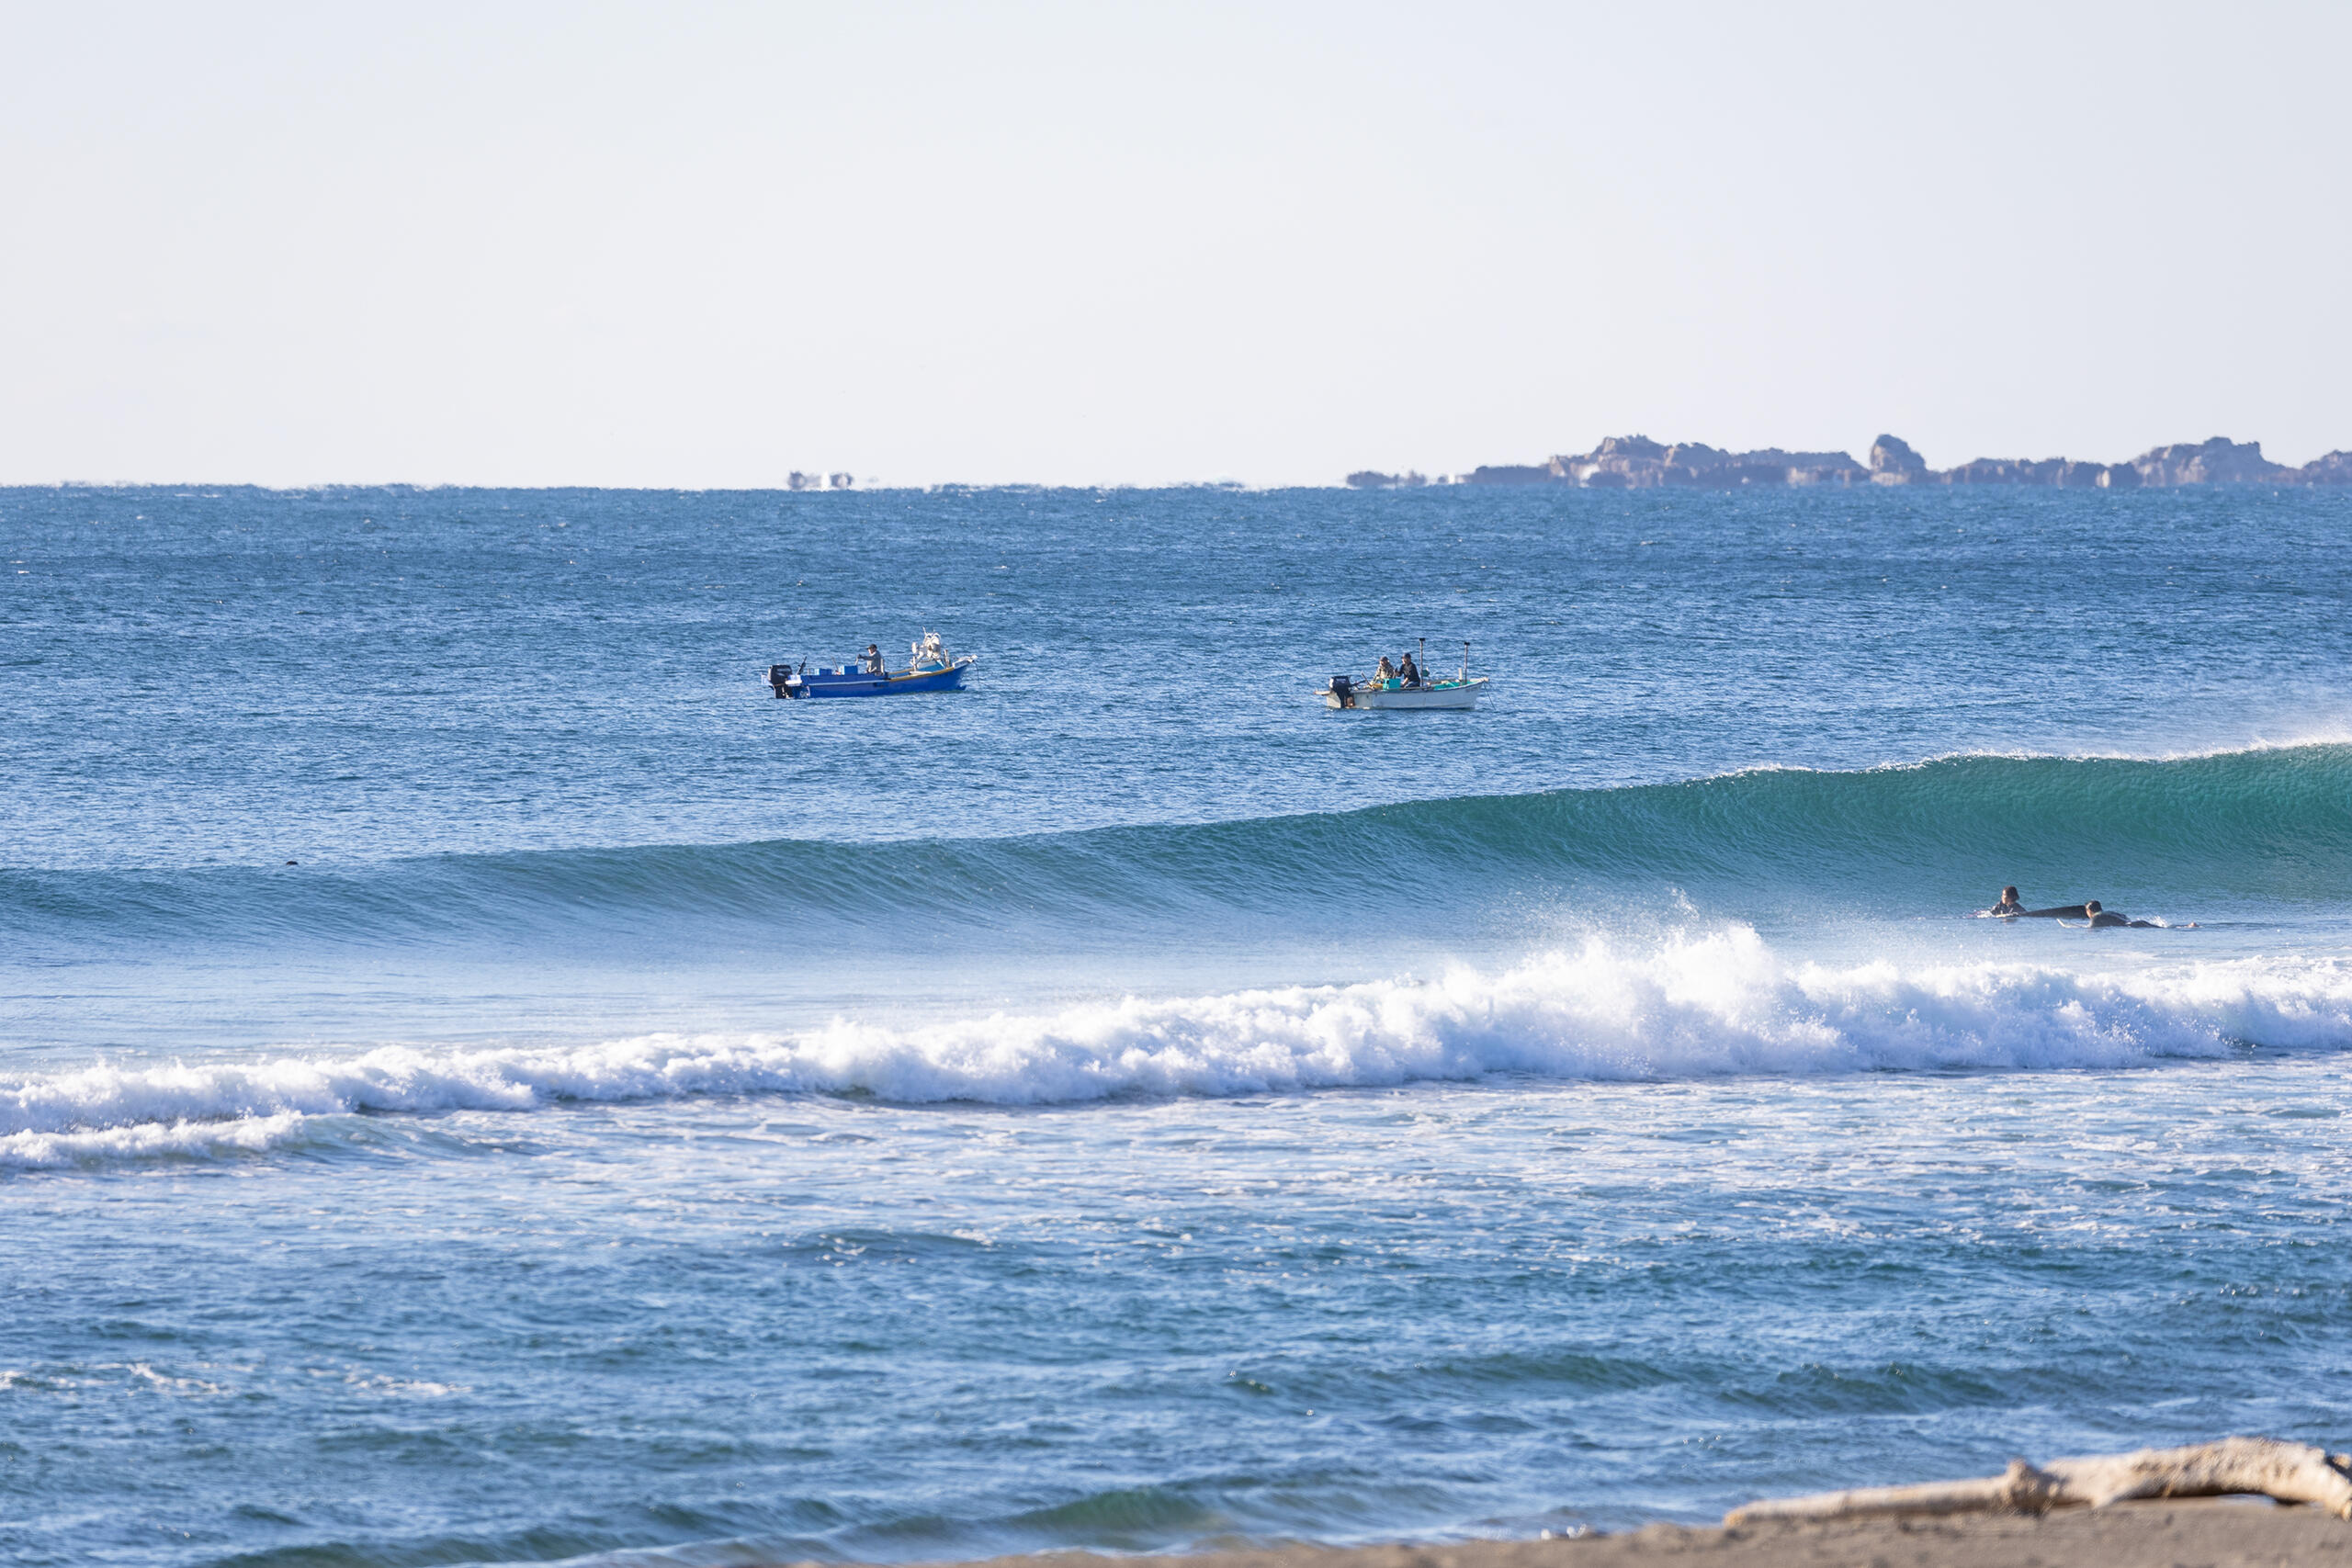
[1984,887,2189,928]
[1984,886,2081,919]
[2082,899,2165,929]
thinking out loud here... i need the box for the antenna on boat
[1419,637,1426,682]
[1462,640,1469,683]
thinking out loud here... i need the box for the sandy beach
[940,1503,2352,1568]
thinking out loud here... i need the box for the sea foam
[8,930,2352,1168]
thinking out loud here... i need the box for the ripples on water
[12,1067,2352,1566]
[2,484,2349,1567]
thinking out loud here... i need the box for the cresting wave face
[11,930,2352,1168]
[6,742,2352,956]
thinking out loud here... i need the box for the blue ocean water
[4,483,2351,1567]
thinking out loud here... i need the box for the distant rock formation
[1346,469,1430,490]
[1868,434,1928,483]
[1450,434,2352,488]
[1938,457,2121,487]
[2129,436,2293,486]
[1526,435,1869,489]
[1931,437,2318,488]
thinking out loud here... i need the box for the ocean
[5,482,2350,1567]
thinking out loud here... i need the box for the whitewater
[13,933,2352,1170]
[5,481,2350,1568]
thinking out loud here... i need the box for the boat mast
[1462,640,1469,683]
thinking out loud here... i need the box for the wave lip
[11,931,2352,1168]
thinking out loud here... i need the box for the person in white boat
[1374,655,1396,682]
[862,643,886,674]
[1398,650,1421,686]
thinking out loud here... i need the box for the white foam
[0,1111,308,1169]
[8,930,2352,1166]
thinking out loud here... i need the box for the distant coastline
[1348,434,2352,490]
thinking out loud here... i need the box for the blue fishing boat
[766,631,977,698]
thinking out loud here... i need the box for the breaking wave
[6,743,2350,957]
[11,930,2352,1168]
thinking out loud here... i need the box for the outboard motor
[766,663,804,699]
[1328,674,1355,709]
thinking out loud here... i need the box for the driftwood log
[1724,1437,2352,1526]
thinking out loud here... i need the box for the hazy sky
[3,2,2346,487]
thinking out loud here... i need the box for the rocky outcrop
[1868,434,1928,483]
[1935,436,2318,487]
[1916,434,2348,487]
[1939,457,2127,487]
[1521,435,1870,489]
[2127,436,2294,486]
[1453,433,2352,488]
[1345,470,1430,490]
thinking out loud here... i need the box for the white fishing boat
[1323,640,1490,710]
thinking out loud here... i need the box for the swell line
[4,743,2349,953]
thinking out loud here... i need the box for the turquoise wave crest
[6,744,2348,952]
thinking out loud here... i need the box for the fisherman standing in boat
[862,643,886,675]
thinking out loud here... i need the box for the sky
[2,1,2346,488]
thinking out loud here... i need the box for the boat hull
[1325,677,1487,710]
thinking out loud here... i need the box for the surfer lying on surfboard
[1982,887,2190,927]
[1985,886,2077,919]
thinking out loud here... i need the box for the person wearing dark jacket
[1988,888,2170,927]
[1986,886,2079,918]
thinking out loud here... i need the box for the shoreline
[904,1503,2352,1568]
